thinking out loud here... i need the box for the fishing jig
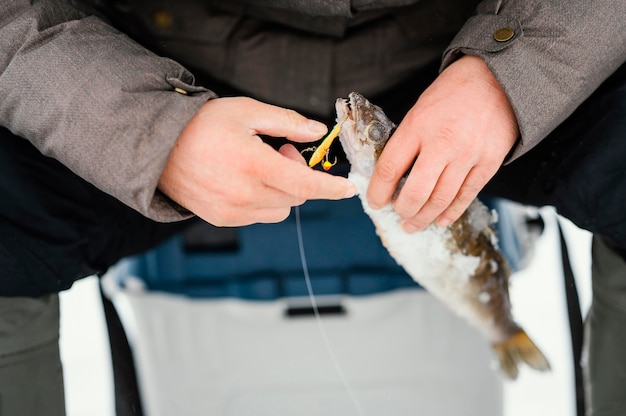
[305,117,346,170]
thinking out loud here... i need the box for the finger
[206,206,294,227]
[255,144,356,201]
[198,184,303,226]
[245,99,328,142]
[367,126,420,209]
[391,144,451,219]
[255,206,298,224]
[221,172,307,210]
[400,163,469,232]
[435,167,490,227]
[255,184,307,210]
[240,206,294,225]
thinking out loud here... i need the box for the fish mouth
[337,96,354,123]
[336,93,362,141]
[334,96,356,150]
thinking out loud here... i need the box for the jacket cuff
[138,81,215,222]
[441,5,626,162]
[440,14,527,162]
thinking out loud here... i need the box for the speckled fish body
[336,92,550,379]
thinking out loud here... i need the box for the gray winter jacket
[1,0,625,221]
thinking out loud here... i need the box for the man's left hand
[367,55,519,232]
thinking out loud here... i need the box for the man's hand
[367,55,519,232]
[158,97,356,226]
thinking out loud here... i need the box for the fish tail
[493,330,551,380]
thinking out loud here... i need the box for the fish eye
[365,121,385,142]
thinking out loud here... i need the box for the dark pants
[584,236,626,416]
[0,295,64,416]
[0,129,192,297]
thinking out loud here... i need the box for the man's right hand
[158,97,356,226]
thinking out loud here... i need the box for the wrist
[451,55,520,146]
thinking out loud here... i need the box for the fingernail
[402,221,420,234]
[436,218,451,227]
[307,120,328,135]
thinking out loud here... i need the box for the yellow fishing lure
[306,118,346,170]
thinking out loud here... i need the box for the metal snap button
[494,27,515,42]
[153,10,173,29]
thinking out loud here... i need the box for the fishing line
[294,205,366,416]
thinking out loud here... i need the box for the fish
[334,92,550,380]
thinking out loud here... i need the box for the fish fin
[493,330,551,380]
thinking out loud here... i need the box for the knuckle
[293,196,307,207]
[393,197,420,219]
[266,208,291,224]
[375,161,400,183]
[234,190,252,206]
[435,126,457,147]
[211,208,236,226]
[293,180,316,200]
[464,168,492,193]
[283,108,303,126]
[457,184,479,203]
[429,191,454,210]
[239,96,255,106]
[402,186,429,207]
[231,96,255,111]
[476,158,502,177]
[243,154,263,175]
[443,204,466,224]
[228,186,256,209]
[277,207,291,222]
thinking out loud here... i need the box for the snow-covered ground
[59,208,592,416]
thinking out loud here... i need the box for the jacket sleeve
[441,1,626,161]
[0,0,217,222]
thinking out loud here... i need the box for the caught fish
[334,92,550,380]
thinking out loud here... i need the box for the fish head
[336,92,396,178]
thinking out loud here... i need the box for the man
[1,0,625,415]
